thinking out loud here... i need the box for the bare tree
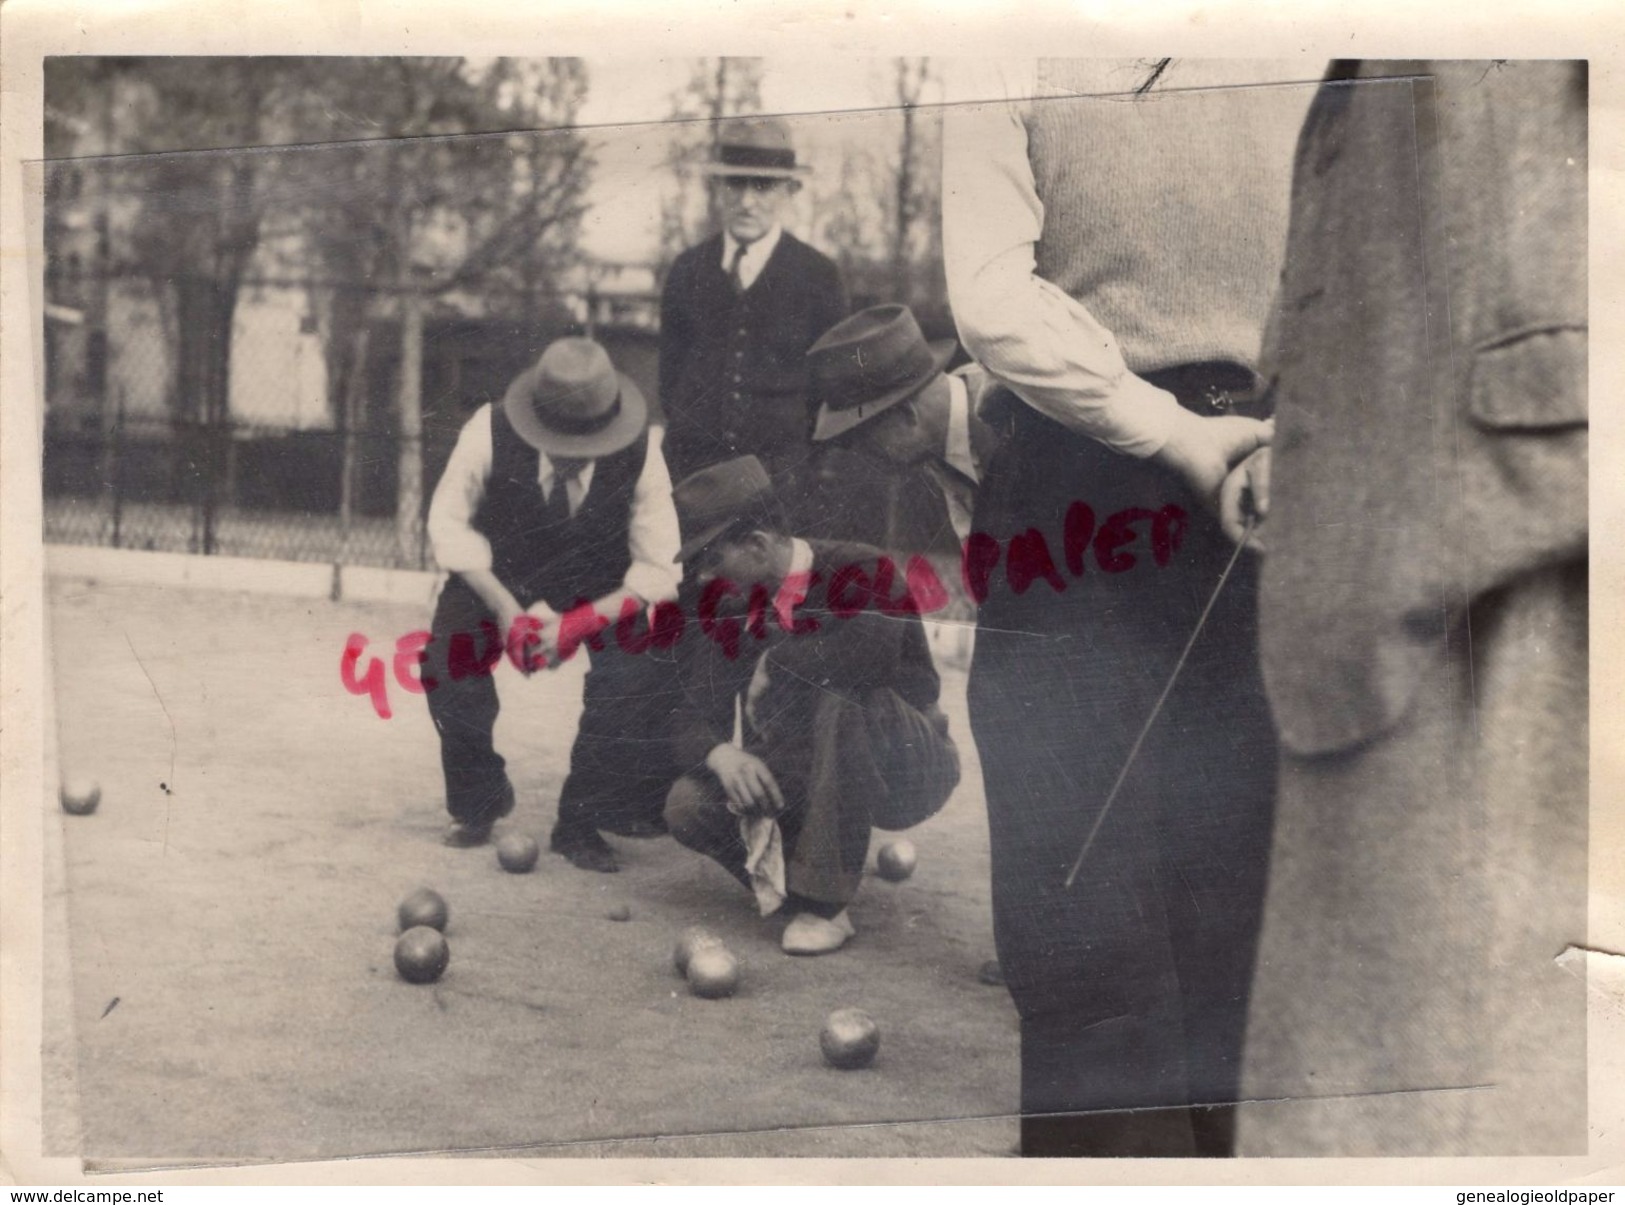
[69,59,314,553]
[287,58,593,563]
[807,142,886,296]
[803,58,944,320]
[889,58,933,303]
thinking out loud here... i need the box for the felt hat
[671,455,778,564]
[701,116,812,181]
[502,337,647,458]
[809,304,957,442]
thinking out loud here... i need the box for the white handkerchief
[741,814,786,916]
[731,689,786,915]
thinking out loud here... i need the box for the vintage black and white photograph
[3,14,1612,1181]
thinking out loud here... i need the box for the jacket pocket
[1467,325,1587,431]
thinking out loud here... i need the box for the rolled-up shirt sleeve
[427,404,496,574]
[942,60,1183,458]
[620,426,683,605]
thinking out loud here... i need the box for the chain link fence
[41,265,658,571]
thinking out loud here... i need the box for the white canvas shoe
[781,909,856,955]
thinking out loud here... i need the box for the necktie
[544,465,577,527]
[728,241,749,294]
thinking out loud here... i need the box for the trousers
[423,576,682,837]
[967,365,1278,1157]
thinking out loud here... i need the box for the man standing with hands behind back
[941,59,1310,1158]
[659,116,848,510]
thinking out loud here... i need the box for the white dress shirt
[937,372,980,543]
[943,372,978,481]
[721,224,783,292]
[426,404,683,605]
[942,60,1183,459]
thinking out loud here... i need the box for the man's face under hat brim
[674,518,745,566]
[502,368,649,459]
[812,339,957,443]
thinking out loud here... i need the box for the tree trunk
[396,287,425,568]
[337,323,371,557]
[893,108,915,302]
[705,58,730,234]
[200,274,241,555]
[892,59,926,307]
[170,277,214,549]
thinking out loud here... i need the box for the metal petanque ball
[685,946,740,999]
[496,833,541,874]
[673,926,726,976]
[394,926,450,984]
[397,887,449,933]
[875,839,917,883]
[60,777,102,816]
[820,1008,881,1070]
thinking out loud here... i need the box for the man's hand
[705,744,786,818]
[498,604,539,675]
[1218,446,1271,553]
[500,601,560,676]
[1154,410,1273,512]
[458,570,547,675]
[523,601,564,672]
[540,601,611,667]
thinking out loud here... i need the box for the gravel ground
[44,577,1019,1164]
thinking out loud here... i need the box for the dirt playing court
[43,574,1019,1163]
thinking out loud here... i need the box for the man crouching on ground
[664,455,961,955]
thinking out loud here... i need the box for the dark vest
[474,405,648,611]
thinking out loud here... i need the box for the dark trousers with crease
[665,681,959,912]
[423,576,682,837]
[968,366,1278,1157]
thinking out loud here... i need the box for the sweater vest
[474,405,648,611]
[1025,59,1314,376]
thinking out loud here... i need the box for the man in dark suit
[658,117,848,509]
[663,455,960,956]
[1219,61,1588,1155]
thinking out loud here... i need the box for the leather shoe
[442,820,494,848]
[550,829,620,874]
[494,780,516,820]
[781,909,855,955]
[441,782,514,848]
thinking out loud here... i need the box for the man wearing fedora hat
[809,304,1003,546]
[663,455,960,955]
[423,337,683,872]
[659,116,848,507]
